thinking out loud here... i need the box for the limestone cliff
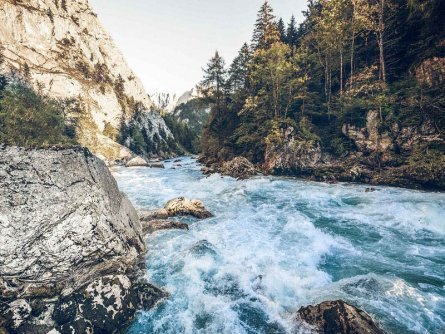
[0,146,166,333]
[0,0,175,160]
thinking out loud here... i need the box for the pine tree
[251,1,280,50]
[286,15,299,46]
[228,43,251,92]
[200,51,226,109]
[277,18,286,43]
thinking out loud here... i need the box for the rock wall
[0,146,165,333]
[261,111,444,189]
[0,0,175,160]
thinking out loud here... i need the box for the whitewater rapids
[112,157,445,334]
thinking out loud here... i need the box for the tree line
[198,0,445,164]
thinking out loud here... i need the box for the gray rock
[0,146,165,333]
[125,156,149,167]
[147,162,165,168]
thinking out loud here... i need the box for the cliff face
[0,146,166,333]
[0,0,175,160]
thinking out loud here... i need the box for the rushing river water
[112,157,445,334]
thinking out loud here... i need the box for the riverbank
[200,154,445,191]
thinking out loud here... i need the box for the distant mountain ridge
[0,0,176,160]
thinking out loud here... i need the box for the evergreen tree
[251,1,280,50]
[200,51,226,109]
[228,43,251,92]
[277,18,287,43]
[286,15,299,46]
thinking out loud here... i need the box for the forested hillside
[198,0,445,189]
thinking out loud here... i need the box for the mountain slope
[0,0,176,160]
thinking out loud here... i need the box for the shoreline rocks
[199,154,445,190]
[0,146,166,333]
[297,300,386,334]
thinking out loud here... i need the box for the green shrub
[0,81,76,147]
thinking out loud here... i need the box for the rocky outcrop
[0,146,165,333]
[164,197,214,219]
[297,300,386,334]
[415,56,445,88]
[0,0,175,160]
[220,157,258,179]
[257,112,445,189]
[264,128,322,174]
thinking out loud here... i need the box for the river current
[112,157,445,334]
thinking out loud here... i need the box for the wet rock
[297,300,386,334]
[201,166,218,175]
[139,209,170,221]
[174,159,182,163]
[221,157,257,179]
[142,220,189,234]
[0,146,163,333]
[164,197,213,219]
[148,162,165,168]
[125,156,149,167]
[53,275,167,334]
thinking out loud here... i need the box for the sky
[89,0,308,97]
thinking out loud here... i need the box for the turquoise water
[112,158,445,334]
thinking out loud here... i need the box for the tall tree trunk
[340,50,344,96]
[378,0,386,82]
[350,31,355,92]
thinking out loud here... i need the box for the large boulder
[0,146,165,333]
[164,197,213,219]
[297,300,386,334]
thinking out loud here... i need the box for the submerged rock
[297,300,386,334]
[164,197,213,219]
[0,146,165,333]
[221,157,258,179]
[142,220,189,234]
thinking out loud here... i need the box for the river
[112,157,445,334]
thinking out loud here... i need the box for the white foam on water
[113,159,445,334]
